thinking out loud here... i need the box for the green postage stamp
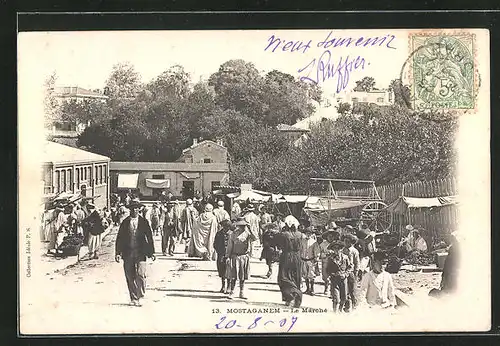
[410,32,476,111]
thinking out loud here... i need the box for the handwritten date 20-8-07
[215,315,298,332]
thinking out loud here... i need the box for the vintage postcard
[18,28,490,334]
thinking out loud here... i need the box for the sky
[18,29,411,98]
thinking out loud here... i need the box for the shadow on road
[165,293,224,299]
[245,281,278,285]
[156,256,208,262]
[174,269,217,272]
[109,303,135,307]
[249,287,281,293]
[208,299,287,309]
[153,288,219,294]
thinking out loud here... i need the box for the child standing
[300,227,320,296]
[326,240,352,313]
[360,251,396,308]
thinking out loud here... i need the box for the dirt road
[20,227,444,334]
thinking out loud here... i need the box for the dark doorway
[182,181,194,200]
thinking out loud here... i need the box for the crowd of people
[41,198,111,259]
[42,190,460,310]
[112,194,456,311]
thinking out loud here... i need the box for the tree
[353,76,376,92]
[43,71,61,125]
[262,70,317,126]
[336,102,351,116]
[208,59,267,122]
[389,79,412,109]
[104,62,143,100]
[60,98,109,126]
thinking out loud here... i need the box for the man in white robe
[187,203,218,260]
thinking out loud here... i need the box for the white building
[333,89,394,106]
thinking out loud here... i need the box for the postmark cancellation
[409,32,477,112]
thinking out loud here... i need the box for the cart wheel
[361,201,392,232]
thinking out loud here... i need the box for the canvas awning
[278,195,309,203]
[387,195,458,214]
[180,172,200,179]
[145,179,170,189]
[304,196,366,211]
[234,190,272,202]
[117,173,139,189]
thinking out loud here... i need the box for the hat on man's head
[344,233,358,244]
[405,224,414,231]
[217,200,225,207]
[186,199,193,205]
[128,200,144,209]
[328,240,344,250]
[322,229,341,240]
[329,221,339,229]
[246,204,255,211]
[345,225,355,232]
[234,217,249,227]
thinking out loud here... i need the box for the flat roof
[110,161,228,172]
[43,141,110,165]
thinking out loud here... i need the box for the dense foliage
[45,60,457,193]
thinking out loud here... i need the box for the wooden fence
[337,177,459,245]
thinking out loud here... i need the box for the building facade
[42,141,111,209]
[333,89,394,106]
[109,140,230,200]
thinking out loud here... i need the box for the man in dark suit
[115,200,156,306]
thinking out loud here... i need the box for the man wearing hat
[180,198,199,253]
[319,227,338,295]
[213,219,233,293]
[161,201,176,256]
[242,204,261,256]
[325,239,352,313]
[213,200,230,227]
[115,200,156,306]
[356,223,389,257]
[84,203,106,259]
[150,203,161,236]
[260,222,280,278]
[225,217,256,299]
[343,233,360,311]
